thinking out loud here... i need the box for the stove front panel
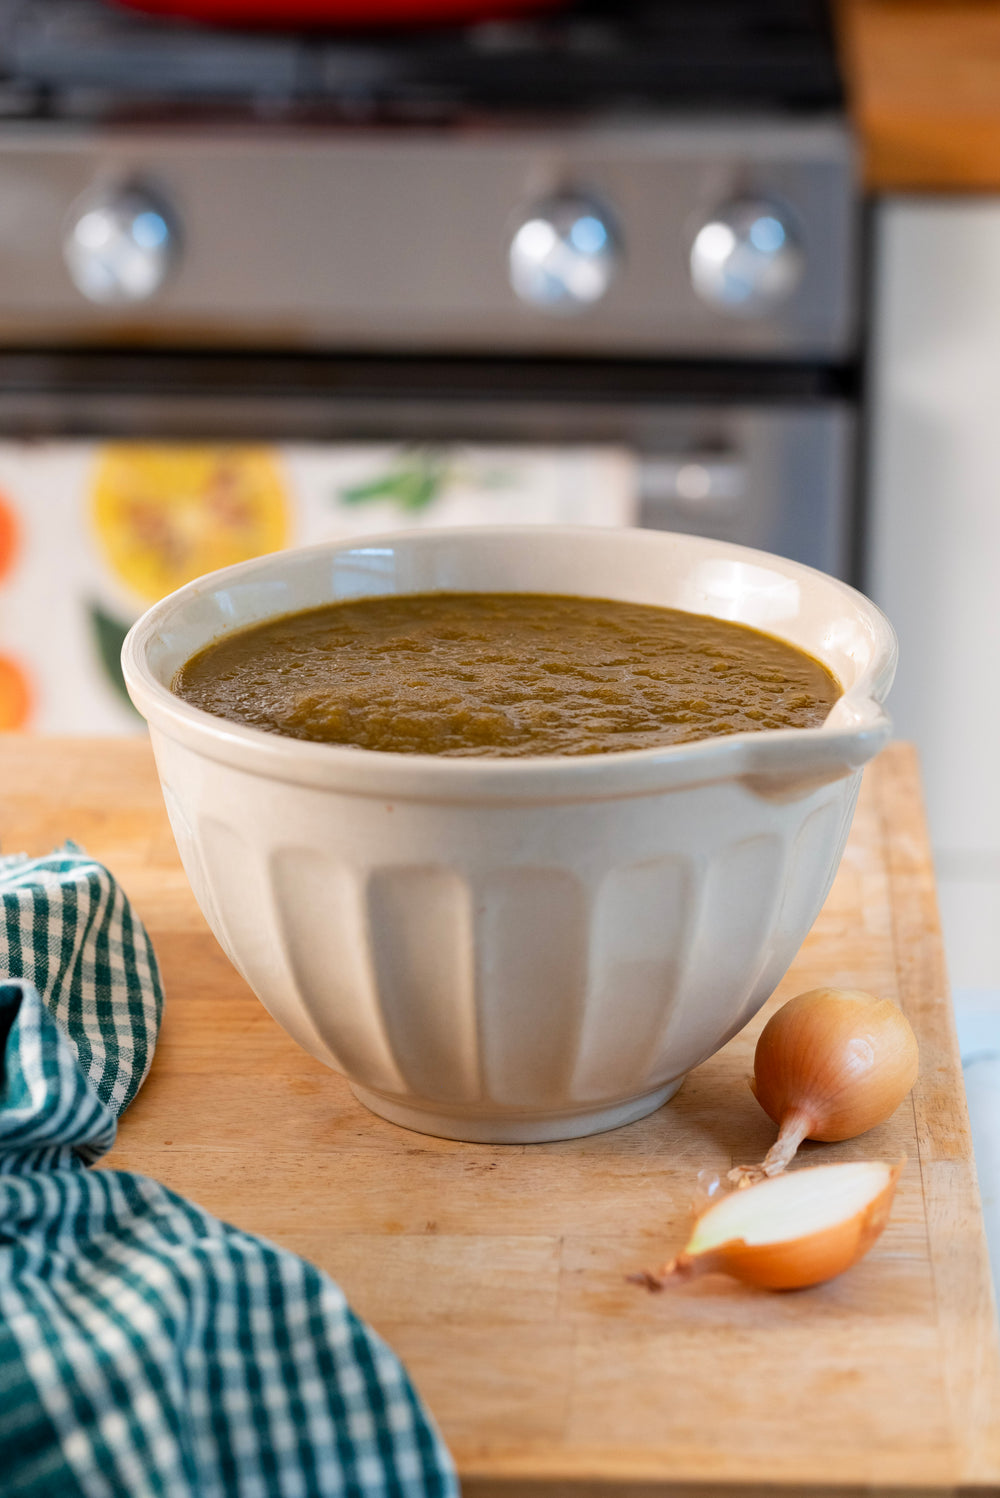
[0,118,855,357]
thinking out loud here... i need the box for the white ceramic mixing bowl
[122,527,896,1143]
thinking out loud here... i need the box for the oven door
[0,353,854,733]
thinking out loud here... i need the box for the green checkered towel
[0,847,457,1498]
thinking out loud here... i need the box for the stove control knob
[63,185,176,305]
[509,196,619,312]
[689,199,803,315]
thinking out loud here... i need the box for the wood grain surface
[2,737,999,1496]
[838,1,1000,191]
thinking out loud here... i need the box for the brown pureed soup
[173,592,840,758]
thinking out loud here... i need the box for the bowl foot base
[348,1078,685,1143]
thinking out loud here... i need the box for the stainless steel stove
[0,0,861,733]
[0,0,854,357]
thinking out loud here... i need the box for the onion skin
[736,988,920,1179]
[634,1160,903,1293]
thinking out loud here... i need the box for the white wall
[869,200,1000,987]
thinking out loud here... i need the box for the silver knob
[509,195,619,312]
[690,199,803,315]
[63,185,176,306]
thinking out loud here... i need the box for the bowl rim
[121,525,897,802]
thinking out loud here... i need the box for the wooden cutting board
[2,737,999,1496]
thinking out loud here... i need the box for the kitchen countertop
[2,736,1000,1496]
[838,1,1000,190]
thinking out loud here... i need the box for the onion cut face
[635,1159,903,1292]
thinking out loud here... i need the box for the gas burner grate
[0,0,841,122]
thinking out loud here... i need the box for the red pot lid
[110,0,568,28]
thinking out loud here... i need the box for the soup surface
[173,591,840,757]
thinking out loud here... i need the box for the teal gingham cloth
[0,848,457,1498]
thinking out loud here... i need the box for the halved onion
[633,1159,903,1292]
